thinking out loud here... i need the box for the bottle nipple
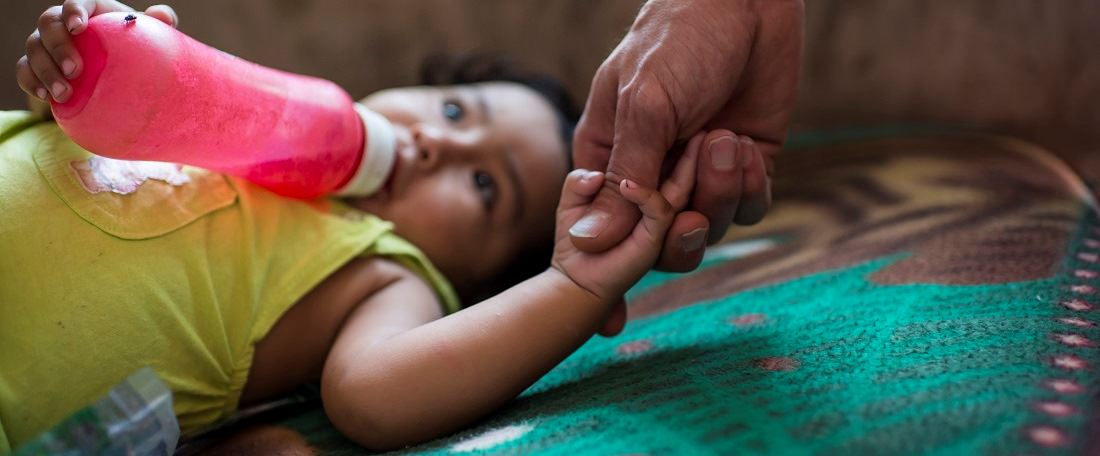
[335,104,397,197]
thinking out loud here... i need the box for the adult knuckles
[618,75,674,123]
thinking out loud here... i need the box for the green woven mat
[224,133,1100,455]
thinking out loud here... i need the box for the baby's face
[348,82,568,296]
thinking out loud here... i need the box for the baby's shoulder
[311,256,433,309]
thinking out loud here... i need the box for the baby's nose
[410,124,444,169]
[411,123,482,170]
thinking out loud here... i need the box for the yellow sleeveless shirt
[0,111,460,452]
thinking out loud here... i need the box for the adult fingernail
[51,82,67,99]
[708,136,737,171]
[569,211,609,239]
[35,88,48,101]
[738,136,755,167]
[61,59,75,76]
[681,227,708,253]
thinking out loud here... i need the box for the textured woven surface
[215,133,1100,455]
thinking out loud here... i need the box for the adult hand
[573,0,803,337]
[571,0,803,267]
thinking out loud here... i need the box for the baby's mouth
[382,152,400,195]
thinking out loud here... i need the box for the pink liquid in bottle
[51,12,394,199]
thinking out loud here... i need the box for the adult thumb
[569,76,675,253]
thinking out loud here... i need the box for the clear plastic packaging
[13,368,179,456]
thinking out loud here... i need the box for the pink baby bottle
[50,12,395,199]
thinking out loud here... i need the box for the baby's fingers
[61,1,177,31]
[559,169,604,213]
[16,56,48,101]
[25,29,71,102]
[143,5,179,28]
[61,0,136,34]
[38,6,81,81]
[619,179,674,241]
[660,131,702,213]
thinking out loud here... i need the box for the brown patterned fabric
[633,134,1095,319]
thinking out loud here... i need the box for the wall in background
[3,1,1098,148]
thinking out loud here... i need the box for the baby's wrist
[544,266,615,309]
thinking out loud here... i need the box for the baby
[3,1,705,452]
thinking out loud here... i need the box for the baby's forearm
[332,268,610,449]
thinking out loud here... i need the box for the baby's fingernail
[67,16,83,33]
[569,211,609,239]
[51,82,67,98]
[708,136,737,171]
[680,228,708,253]
[738,136,755,167]
[35,88,48,101]
[61,59,76,76]
[622,179,638,189]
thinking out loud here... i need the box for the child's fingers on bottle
[15,56,49,101]
[559,169,605,211]
[660,131,704,212]
[26,36,69,102]
[60,1,91,33]
[37,10,81,79]
[62,0,135,33]
[37,5,65,36]
[144,5,178,27]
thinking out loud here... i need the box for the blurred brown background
[4,1,1099,162]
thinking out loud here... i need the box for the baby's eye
[443,99,465,123]
[473,170,497,211]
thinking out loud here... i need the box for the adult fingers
[570,76,676,253]
[733,142,772,226]
[654,211,710,272]
[61,0,135,34]
[571,62,618,173]
[691,130,749,243]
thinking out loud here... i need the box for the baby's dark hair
[419,53,580,304]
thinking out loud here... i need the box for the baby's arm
[321,134,703,450]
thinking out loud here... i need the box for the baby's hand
[552,132,703,302]
[16,0,178,103]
